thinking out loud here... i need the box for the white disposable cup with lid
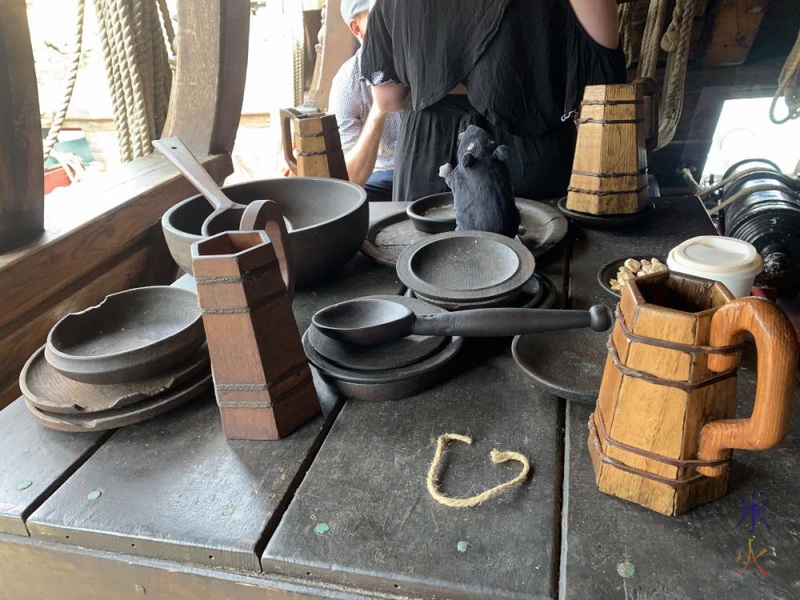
[667,236,762,298]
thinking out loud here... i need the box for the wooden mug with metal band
[589,270,797,516]
[280,107,349,180]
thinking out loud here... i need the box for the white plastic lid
[667,236,763,278]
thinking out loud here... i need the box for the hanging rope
[770,29,800,124]
[636,0,669,80]
[618,2,636,69]
[93,0,173,163]
[656,0,698,149]
[426,434,531,508]
[42,0,86,162]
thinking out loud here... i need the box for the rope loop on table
[426,434,531,508]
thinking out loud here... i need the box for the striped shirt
[329,47,401,172]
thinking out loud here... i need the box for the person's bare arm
[344,103,388,185]
[568,0,620,49]
[372,82,411,113]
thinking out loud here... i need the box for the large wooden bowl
[162,177,368,287]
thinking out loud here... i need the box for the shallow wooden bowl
[406,193,457,233]
[45,286,204,384]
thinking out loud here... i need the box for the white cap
[667,236,763,297]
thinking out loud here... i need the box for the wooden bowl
[45,286,205,384]
[162,177,368,287]
[406,193,457,233]
[597,255,666,298]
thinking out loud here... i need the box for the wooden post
[162,0,250,155]
[305,0,357,111]
[0,0,44,251]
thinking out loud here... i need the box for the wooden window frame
[0,0,250,407]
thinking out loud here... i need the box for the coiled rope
[92,0,174,162]
[42,0,86,162]
[770,29,800,125]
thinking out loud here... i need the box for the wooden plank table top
[0,198,798,600]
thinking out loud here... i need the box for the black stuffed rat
[439,125,521,238]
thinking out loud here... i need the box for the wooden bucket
[280,107,349,180]
[589,271,797,515]
[566,83,648,215]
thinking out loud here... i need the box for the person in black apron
[360,0,626,202]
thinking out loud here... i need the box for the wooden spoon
[313,298,613,345]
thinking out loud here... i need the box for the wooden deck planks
[262,343,564,600]
[25,395,336,571]
[0,400,111,536]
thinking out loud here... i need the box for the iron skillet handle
[240,200,295,299]
[412,305,613,337]
[280,108,302,175]
[696,297,798,477]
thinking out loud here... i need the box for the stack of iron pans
[396,231,539,310]
[302,295,464,401]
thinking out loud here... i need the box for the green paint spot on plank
[87,490,102,500]
[617,561,635,579]
[223,506,235,517]
[16,480,32,491]
[314,523,330,535]
[457,541,469,553]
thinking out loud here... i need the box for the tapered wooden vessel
[589,271,797,515]
[566,82,648,215]
[192,227,320,441]
[280,107,348,180]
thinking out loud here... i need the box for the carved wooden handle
[280,108,301,175]
[697,297,798,477]
[239,200,295,299]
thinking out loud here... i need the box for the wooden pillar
[305,0,357,111]
[162,0,250,155]
[0,0,44,251]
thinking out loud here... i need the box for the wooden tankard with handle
[589,270,797,516]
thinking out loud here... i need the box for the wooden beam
[0,0,44,252]
[163,0,250,155]
[703,0,769,67]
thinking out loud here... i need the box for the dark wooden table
[1,198,798,600]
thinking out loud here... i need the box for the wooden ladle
[313,298,613,345]
[153,137,248,236]
[153,137,293,236]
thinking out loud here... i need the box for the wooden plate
[597,255,666,298]
[21,344,210,414]
[25,370,212,432]
[512,328,607,403]
[397,231,535,302]
[557,197,656,230]
[306,295,448,371]
[361,198,567,266]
